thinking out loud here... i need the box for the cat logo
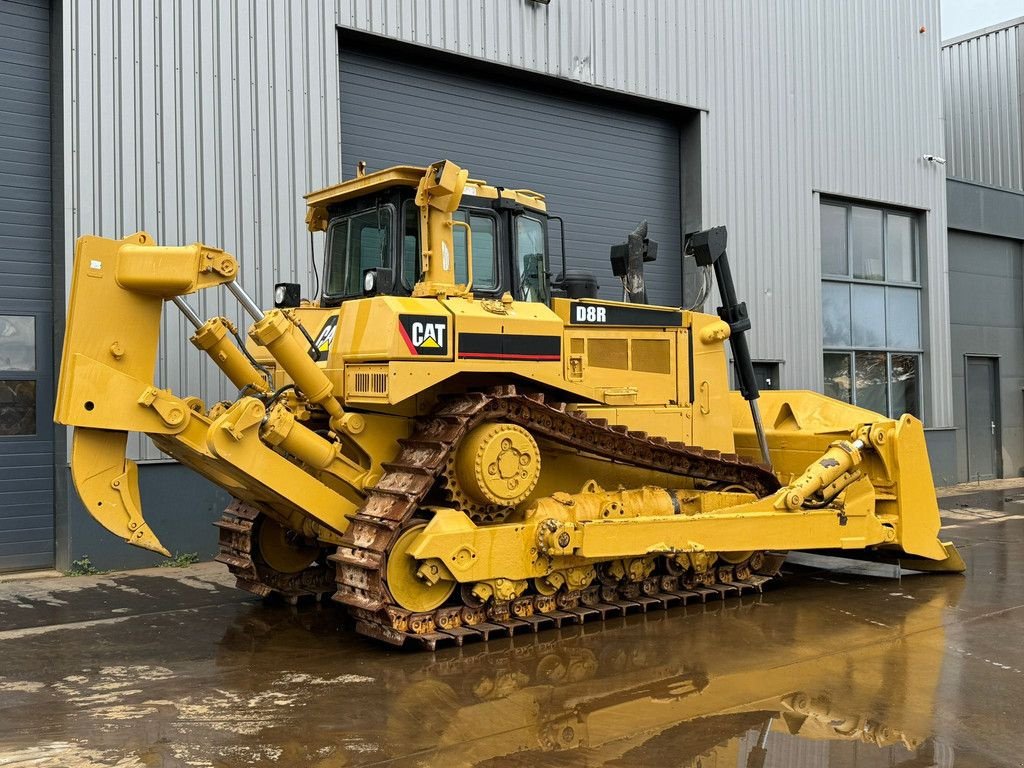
[398,315,449,357]
[313,315,338,354]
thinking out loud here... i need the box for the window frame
[820,198,924,419]
[399,198,421,293]
[322,203,397,302]
[0,315,40,437]
[514,213,550,304]
[454,206,504,296]
[820,199,920,287]
[398,202,505,296]
[823,350,922,417]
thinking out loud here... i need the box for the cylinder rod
[749,398,772,467]
[172,296,203,329]
[227,281,265,321]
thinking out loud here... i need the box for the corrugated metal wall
[941,19,1024,192]
[63,0,342,460]
[64,0,954,466]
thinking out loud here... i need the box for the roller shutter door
[339,43,683,307]
[0,0,54,571]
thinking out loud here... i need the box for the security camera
[923,154,947,164]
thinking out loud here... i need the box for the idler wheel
[254,516,320,575]
[455,422,541,507]
[384,523,455,613]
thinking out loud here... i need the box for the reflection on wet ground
[1,484,1023,767]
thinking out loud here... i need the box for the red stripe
[396,322,418,355]
[459,352,561,360]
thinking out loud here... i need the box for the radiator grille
[347,366,390,399]
[588,338,628,370]
[631,339,671,374]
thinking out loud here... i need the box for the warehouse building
[941,17,1024,484]
[0,0,1004,571]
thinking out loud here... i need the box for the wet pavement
[1,485,1023,767]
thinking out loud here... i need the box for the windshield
[325,207,393,298]
[516,215,549,303]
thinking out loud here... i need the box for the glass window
[820,200,923,418]
[820,204,848,276]
[886,213,916,282]
[0,316,35,372]
[823,353,852,403]
[822,282,851,347]
[516,216,549,303]
[402,201,419,289]
[855,351,889,415]
[453,211,498,291]
[850,207,884,280]
[885,287,920,349]
[890,353,920,417]
[0,380,36,436]
[851,284,886,348]
[324,208,393,298]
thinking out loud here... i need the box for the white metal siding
[942,19,1024,193]
[64,0,955,468]
[63,0,342,461]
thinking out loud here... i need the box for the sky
[940,0,1023,39]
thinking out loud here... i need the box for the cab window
[324,207,393,299]
[516,215,549,303]
[401,200,419,290]
[453,210,499,292]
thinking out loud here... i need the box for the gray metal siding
[339,43,683,306]
[0,0,53,570]
[948,230,1024,481]
[941,19,1024,192]
[63,0,955,474]
[0,0,51,310]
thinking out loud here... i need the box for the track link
[330,386,785,648]
[215,500,335,602]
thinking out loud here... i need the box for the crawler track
[330,386,785,648]
[215,500,334,602]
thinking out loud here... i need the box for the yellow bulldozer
[55,160,963,647]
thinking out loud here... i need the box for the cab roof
[304,164,547,231]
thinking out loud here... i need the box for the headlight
[273,282,300,308]
[363,270,377,295]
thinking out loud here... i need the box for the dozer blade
[71,427,170,556]
[875,415,964,573]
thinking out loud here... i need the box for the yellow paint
[55,162,958,598]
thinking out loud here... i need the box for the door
[0,0,54,571]
[965,356,1000,481]
[338,37,684,308]
[752,362,780,391]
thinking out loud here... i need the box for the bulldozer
[54,160,964,648]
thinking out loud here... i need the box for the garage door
[0,0,54,571]
[339,41,684,308]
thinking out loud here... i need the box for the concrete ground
[1,485,1023,767]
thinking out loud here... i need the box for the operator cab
[318,180,554,307]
